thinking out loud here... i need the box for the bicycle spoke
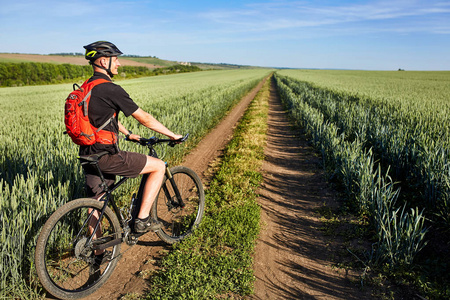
[35,199,121,298]
[153,166,205,244]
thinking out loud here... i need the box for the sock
[138,215,150,222]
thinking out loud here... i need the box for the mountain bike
[34,134,205,300]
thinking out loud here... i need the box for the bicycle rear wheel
[152,166,205,244]
[35,198,122,300]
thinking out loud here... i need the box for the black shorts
[83,151,147,197]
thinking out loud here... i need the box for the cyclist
[81,41,183,235]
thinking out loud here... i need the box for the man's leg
[84,173,115,255]
[137,155,166,219]
[92,151,163,233]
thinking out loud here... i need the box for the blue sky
[1,0,449,70]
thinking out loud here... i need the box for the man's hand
[127,133,141,141]
[170,134,184,141]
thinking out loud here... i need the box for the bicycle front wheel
[35,198,122,300]
[152,166,205,244]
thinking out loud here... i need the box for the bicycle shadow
[136,239,167,247]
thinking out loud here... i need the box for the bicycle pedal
[126,233,140,245]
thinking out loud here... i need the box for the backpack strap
[79,90,92,116]
[78,79,110,116]
[96,113,117,132]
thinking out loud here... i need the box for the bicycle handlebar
[135,133,189,147]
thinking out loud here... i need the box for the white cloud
[196,0,450,35]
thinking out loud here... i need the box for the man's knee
[141,156,166,174]
[155,159,165,173]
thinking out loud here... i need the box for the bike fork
[164,166,185,208]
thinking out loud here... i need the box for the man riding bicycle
[81,41,183,234]
[34,43,204,297]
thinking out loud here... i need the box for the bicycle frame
[80,135,188,250]
[35,133,204,299]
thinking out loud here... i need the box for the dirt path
[252,79,372,299]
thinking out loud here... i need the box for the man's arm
[118,121,140,141]
[131,108,182,140]
[118,121,130,136]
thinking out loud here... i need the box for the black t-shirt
[79,72,139,156]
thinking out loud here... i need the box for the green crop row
[274,70,450,297]
[0,69,271,298]
[277,69,450,110]
[275,71,450,221]
[274,73,428,270]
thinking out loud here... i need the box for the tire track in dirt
[252,78,373,299]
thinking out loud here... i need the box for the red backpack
[64,79,118,146]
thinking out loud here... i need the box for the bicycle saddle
[78,151,109,164]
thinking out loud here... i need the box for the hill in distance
[0,53,256,70]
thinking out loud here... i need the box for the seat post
[92,162,110,193]
[78,151,111,194]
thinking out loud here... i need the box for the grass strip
[144,77,270,299]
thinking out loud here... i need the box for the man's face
[98,56,121,75]
[108,56,120,75]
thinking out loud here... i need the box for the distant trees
[0,62,92,87]
[152,64,201,75]
[0,63,202,87]
[49,53,84,56]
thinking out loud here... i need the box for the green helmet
[83,41,123,61]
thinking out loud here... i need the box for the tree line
[0,62,201,87]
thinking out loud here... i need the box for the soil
[47,76,373,299]
[252,79,373,299]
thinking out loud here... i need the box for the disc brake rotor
[74,237,93,260]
